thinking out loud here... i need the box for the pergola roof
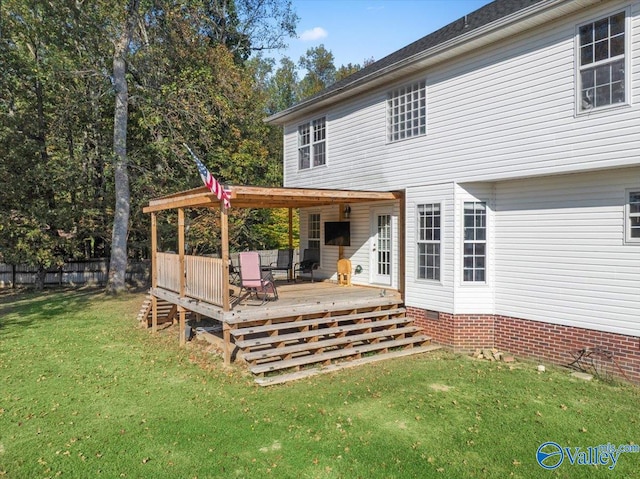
[143,185,403,213]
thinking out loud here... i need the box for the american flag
[184,144,231,208]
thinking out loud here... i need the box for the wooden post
[179,306,186,346]
[223,323,231,365]
[288,208,294,281]
[151,212,158,333]
[178,208,185,298]
[151,212,158,289]
[338,204,345,260]
[220,203,230,312]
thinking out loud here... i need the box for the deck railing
[156,252,226,307]
[185,255,225,306]
[156,252,181,293]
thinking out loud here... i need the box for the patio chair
[265,249,294,281]
[228,259,241,285]
[294,248,320,282]
[238,252,278,304]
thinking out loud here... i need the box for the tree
[105,0,139,294]
[298,44,336,99]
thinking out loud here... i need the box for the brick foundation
[407,307,640,383]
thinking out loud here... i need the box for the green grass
[0,289,639,479]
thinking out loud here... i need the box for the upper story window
[578,11,627,111]
[387,80,426,142]
[626,190,640,244]
[298,117,326,170]
[417,203,441,281]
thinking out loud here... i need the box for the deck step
[243,325,423,363]
[250,335,432,375]
[230,307,406,338]
[254,344,442,386]
[234,316,412,350]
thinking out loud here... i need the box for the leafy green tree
[298,44,336,99]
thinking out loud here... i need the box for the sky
[275,0,494,69]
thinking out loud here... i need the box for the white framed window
[578,10,627,111]
[463,202,486,282]
[387,80,426,142]
[308,213,321,253]
[298,117,326,170]
[626,190,640,244]
[417,204,440,281]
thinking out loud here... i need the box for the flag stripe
[184,144,231,208]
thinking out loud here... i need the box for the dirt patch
[429,383,453,392]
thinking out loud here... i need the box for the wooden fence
[0,259,150,288]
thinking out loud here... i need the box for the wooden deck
[151,280,403,323]
[145,281,438,385]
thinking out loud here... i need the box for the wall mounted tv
[324,221,351,246]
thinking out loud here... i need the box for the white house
[267,0,640,382]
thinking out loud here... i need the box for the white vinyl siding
[406,184,454,314]
[495,168,640,337]
[282,0,640,191]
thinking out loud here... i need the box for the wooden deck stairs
[138,294,191,328]
[228,303,439,385]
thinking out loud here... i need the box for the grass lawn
[0,288,638,478]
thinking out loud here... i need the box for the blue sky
[276,0,494,69]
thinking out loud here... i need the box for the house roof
[267,0,596,125]
[143,185,403,213]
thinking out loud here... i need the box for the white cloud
[299,27,328,41]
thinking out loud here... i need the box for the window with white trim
[578,11,627,111]
[387,80,426,142]
[298,117,326,169]
[626,190,640,244]
[308,213,321,253]
[417,204,440,280]
[463,202,486,282]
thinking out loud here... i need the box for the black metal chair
[265,249,294,281]
[294,248,320,282]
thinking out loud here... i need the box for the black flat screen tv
[324,221,350,246]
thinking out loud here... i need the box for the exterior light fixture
[343,205,351,219]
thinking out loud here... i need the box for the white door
[370,209,392,286]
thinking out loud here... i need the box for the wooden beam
[223,323,232,365]
[179,306,186,347]
[221,204,230,312]
[288,208,293,281]
[144,185,404,213]
[151,212,158,289]
[151,295,158,333]
[178,208,185,297]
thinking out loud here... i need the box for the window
[578,11,626,111]
[417,204,441,280]
[298,117,326,169]
[626,190,640,244]
[308,213,321,253]
[387,80,426,142]
[463,202,486,282]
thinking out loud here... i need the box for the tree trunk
[106,1,138,295]
[35,265,46,291]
